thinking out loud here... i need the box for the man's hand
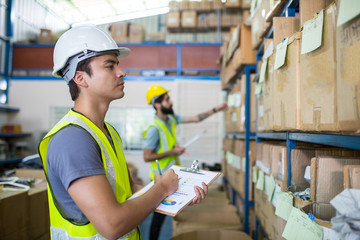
[189,182,208,205]
[214,102,228,112]
[154,169,179,196]
[171,146,185,156]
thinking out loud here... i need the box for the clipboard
[128,160,221,216]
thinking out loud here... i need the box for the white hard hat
[52,25,130,83]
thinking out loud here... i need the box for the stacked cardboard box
[172,185,242,236]
[0,169,49,240]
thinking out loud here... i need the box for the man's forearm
[144,150,175,162]
[197,107,217,121]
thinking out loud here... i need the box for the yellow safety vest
[143,115,180,180]
[38,109,140,240]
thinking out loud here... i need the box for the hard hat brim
[52,47,131,78]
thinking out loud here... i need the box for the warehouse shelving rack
[223,64,257,234]
[252,0,360,239]
[1,0,13,104]
[10,42,221,82]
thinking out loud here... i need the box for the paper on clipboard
[128,165,221,216]
[183,130,206,148]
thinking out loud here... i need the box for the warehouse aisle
[140,212,173,240]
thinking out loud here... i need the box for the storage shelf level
[257,132,360,150]
[0,133,31,138]
[0,157,23,164]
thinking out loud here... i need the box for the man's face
[160,93,174,115]
[85,54,126,102]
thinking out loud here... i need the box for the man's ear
[153,102,161,111]
[73,71,88,87]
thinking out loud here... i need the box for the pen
[156,160,162,175]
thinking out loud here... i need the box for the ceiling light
[72,6,169,27]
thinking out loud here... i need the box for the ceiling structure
[37,0,172,26]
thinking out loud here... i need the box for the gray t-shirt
[143,114,183,151]
[47,125,108,223]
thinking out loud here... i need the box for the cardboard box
[172,204,242,236]
[311,156,360,203]
[263,54,275,131]
[273,214,287,240]
[0,191,28,240]
[257,94,265,132]
[200,0,212,11]
[169,230,252,240]
[189,1,201,10]
[221,14,233,27]
[336,15,360,131]
[273,17,300,47]
[344,165,360,189]
[38,28,55,43]
[110,22,129,40]
[301,202,336,228]
[233,24,257,68]
[291,148,360,187]
[273,33,301,131]
[197,14,208,28]
[223,138,235,153]
[230,140,255,200]
[251,0,271,49]
[254,188,275,239]
[299,0,334,26]
[227,26,240,62]
[225,0,241,8]
[270,145,287,183]
[178,1,190,11]
[242,9,251,25]
[225,79,242,132]
[168,1,179,11]
[167,11,180,28]
[241,0,252,9]
[213,0,224,10]
[300,3,338,131]
[207,13,218,28]
[181,11,197,28]
[129,24,144,43]
[240,73,257,132]
[147,32,166,42]
[15,169,49,239]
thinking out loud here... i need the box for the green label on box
[301,10,324,54]
[282,207,323,240]
[252,166,258,183]
[256,170,264,191]
[275,192,293,221]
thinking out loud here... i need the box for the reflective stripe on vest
[143,115,180,180]
[39,110,139,240]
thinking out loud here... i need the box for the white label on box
[185,18,193,23]
[258,105,264,117]
[304,165,311,184]
[231,112,237,122]
[235,93,241,107]
[272,184,282,207]
[241,105,245,124]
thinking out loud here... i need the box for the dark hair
[153,94,165,110]
[67,57,93,101]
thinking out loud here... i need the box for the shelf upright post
[286,132,296,187]
[244,64,256,233]
[176,44,182,76]
[4,0,13,104]
[216,8,221,43]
